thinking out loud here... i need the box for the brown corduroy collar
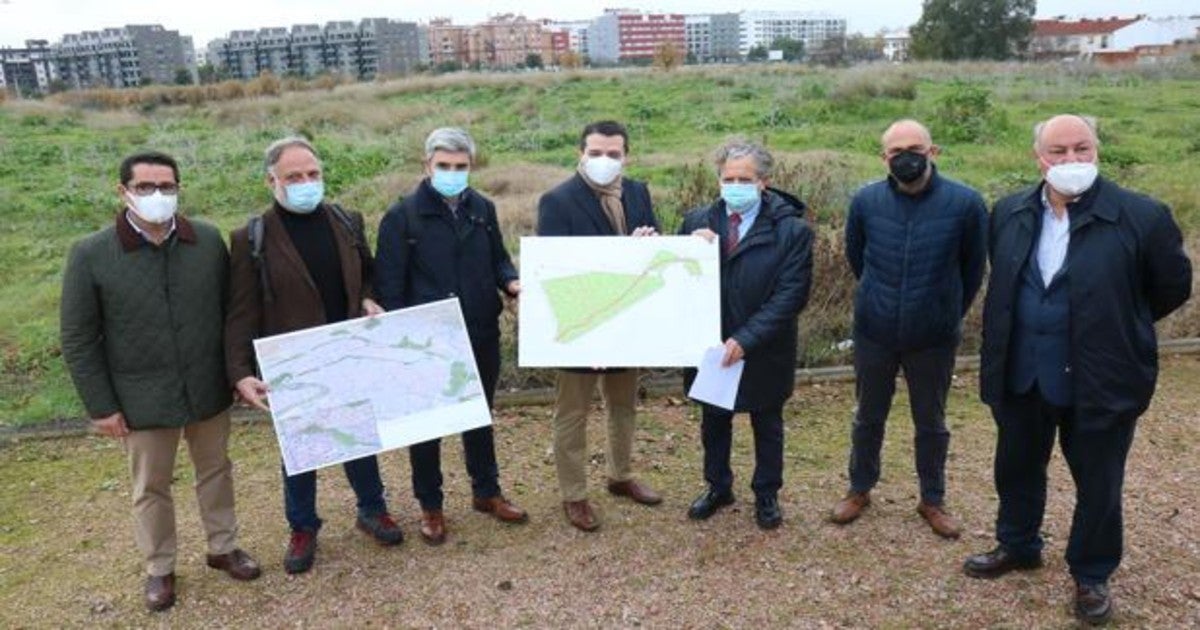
[115,211,197,252]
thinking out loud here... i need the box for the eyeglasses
[128,182,180,196]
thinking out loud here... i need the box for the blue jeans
[848,334,956,505]
[282,455,388,532]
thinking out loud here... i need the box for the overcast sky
[1,0,1195,49]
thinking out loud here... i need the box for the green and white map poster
[518,235,721,367]
[254,298,490,476]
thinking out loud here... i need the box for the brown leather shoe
[830,491,870,524]
[419,510,447,545]
[917,502,962,539]
[563,500,600,532]
[144,573,176,612]
[205,548,262,581]
[473,496,529,524]
[606,479,663,505]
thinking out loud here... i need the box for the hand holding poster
[518,235,721,368]
[253,298,490,475]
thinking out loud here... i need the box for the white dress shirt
[125,210,177,243]
[1037,187,1070,287]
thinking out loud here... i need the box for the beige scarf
[576,164,626,235]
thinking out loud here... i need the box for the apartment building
[468,14,549,68]
[0,40,57,94]
[589,10,686,64]
[53,24,191,89]
[685,13,740,62]
[209,18,421,79]
[426,18,471,67]
[738,11,846,56]
[544,20,590,57]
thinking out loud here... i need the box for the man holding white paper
[680,139,813,530]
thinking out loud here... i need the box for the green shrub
[935,80,1005,143]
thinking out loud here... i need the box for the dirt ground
[2,357,1199,628]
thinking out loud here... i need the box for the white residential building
[881,29,910,61]
[738,11,846,56]
[1110,16,1200,51]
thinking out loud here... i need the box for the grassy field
[2,356,1198,627]
[2,62,1200,425]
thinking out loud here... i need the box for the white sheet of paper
[687,346,745,410]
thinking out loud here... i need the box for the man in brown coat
[225,137,403,574]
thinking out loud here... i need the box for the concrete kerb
[6,338,1200,444]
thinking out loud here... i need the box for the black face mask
[889,150,928,184]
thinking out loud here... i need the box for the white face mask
[1044,161,1098,198]
[582,156,623,186]
[127,191,178,224]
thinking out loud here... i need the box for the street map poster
[518,235,721,368]
[254,298,490,476]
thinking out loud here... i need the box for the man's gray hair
[1033,115,1100,151]
[264,136,319,173]
[425,127,476,161]
[714,138,773,179]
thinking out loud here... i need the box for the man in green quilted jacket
[60,151,260,612]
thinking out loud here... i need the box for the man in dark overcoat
[963,114,1191,626]
[679,138,813,530]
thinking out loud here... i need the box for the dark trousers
[411,334,502,511]
[991,389,1137,585]
[282,455,387,532]
[848,334,955,505]
[701,405,784,498]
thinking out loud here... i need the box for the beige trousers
[553,370,638,501]
[124,410,238,577]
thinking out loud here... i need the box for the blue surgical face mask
[430,168,469,198]
[720,182,759,212]
[279,181,324,213]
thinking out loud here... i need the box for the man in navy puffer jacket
[830,119,988,539]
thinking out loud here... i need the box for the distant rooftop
[1034,16,1141,37]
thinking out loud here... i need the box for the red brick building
[590,10,685,63]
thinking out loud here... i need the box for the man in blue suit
[964,114,1191,625]
[536,120,663,532]
[830,119,988,539]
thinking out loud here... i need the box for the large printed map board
[518,236,721,368]
[254,299,490,476]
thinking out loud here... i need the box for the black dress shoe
[1075,581,1113,626]
[755,495,782,530]
[962,546,1043,579]
[687,489,735,520]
